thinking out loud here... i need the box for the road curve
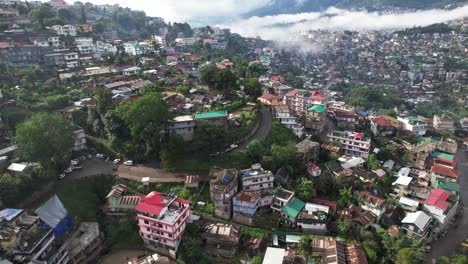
[239,106,273,149]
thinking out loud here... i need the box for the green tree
[436,256,450,264]
[367,154,380,170]
[15,113,73,168]
[116,93,170,159]
[296,177,313,202]
[251,256,263,264]
[193,120,226,152]
[243,78,263,99]
[337,220,352,239]
[396,248,417,264]
[31,3,55,29]
[160,135,185,171]
[338,187,356,209]
[452,254,468,264]
[247,62,268,78]
[298,235,313,260]
[200,64,219,88]
[247,139,265,162]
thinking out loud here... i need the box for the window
[144,220,149,225]
[408,225,414,231]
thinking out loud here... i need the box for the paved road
[239,106,273,149]
[427,149,468,261]
[116,162,185,183]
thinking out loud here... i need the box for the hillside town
[0,1,467,264]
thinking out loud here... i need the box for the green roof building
[281,197,305,224]
[194,111,228,126]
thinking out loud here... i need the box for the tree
[31,3,55,29]
[296,177,313,201]
[247,139,265,161]
[160,135,185,171]
[367,154,380,170]
[243,78,262,99]
[193,120,226,152]
[338,187,356,209]
[452,254,468,264]
[15,113,73,168]
[298,235,313,260]
[247,62,268,78]
[116,93,170,159]
[200,64,218,88]
[251,256,263,264]
[337,220,352,238]
[396,248,417,264]
[436,256,450,264]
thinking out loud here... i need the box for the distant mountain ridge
[245,0,468,17]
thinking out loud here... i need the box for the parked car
[71,160,79,166]
[123,160,134,166]
[72,165,82,170]
[96,153,104,159]
[59,173,66,180]
[64,167,73,173]
[113,159,121,164]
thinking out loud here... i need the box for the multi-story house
[152,35,166,48]
[280,197,305,226]
[305,105,326,132]
[64,52,79,68]
[94,41,117,54]
[284,89,326,115]
[232,190,262,225]
[433,115,454,131]
[296,202,330,233]
[239,164,274,192]
[357,191,386,221]
[75,37,94,54]
[51,24,76,36]
[169,115,196,142]
[271,187,294,215]
[135,191,191,258]
[124,42,145,56]
[422,189,458,231]
[105,184,143,216]
[44,53,65,67]
[430,164,459,188]
[397,115,429,136]
[332,110,361,130]
[194,111,228,127]
[209,168,238,220]
[66,222,104,264]
[370,117,396,137]
[202,223,240,258]
[274,105,304,138]
[327,131,371,159]
[48,36,61,47]
[400,211,434,242]
[72,126,86,151]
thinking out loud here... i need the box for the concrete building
[274,105,304,138]
[51,25,76,36]
[64,52,79,68]
[370,117,397,137]
[327,130,371,159]
[169,115,196,142]
[202,223,240,258]
[209,168,238,220]
[75,37,94,54]
[295,139,320,162]
[433,115,454,131]
[422,189,458,231]
[0,43,50,67]
[357,191,386,221]
[66,222,104,264]
[232,190,262,225]
[271,187,294,215]
[239,164,274,192]
[124,42,144,56]
[72,127,86,151]
[305,105,326,132]
[136,192,191,258]
[284,89,326,115]
[297,202,330,233]
[401,211,434,242]
[397,116,429,136]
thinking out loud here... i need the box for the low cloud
[222,5,468,40]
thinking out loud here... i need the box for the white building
[433,115,454,131]
[274,105,304,138]
[64,52,79,68]
[239,164,274,192]
[48,36,61,47]
[94,41,117,54]
[296,202,329,232]
[72,128,86,151]
[152,35,166,48]
[51,25,76,36]
[397,116,428,136]
[136,192,191,258]
[175,37,197,46]
[327,130,371,159]
[422,189,458,231]
[124,42,144,56]
[169,115,196,141]
[75,37,94,54]
[122,66,141,76]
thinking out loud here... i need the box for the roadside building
[239,164,274,192]
[72,126,86,151]
[296,139,320,162]
[135,192,191,258]
[274,105,304,138]
[194,111,228,126]
[422,189,458,231]
[400,211,434,242]
[209,168,238,220]
[397,115,429,136]
[184,175,200,188]
[169,115,196,142]
[305,105,326,132]
[105,184,143,216]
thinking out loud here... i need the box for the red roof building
[136,192,191,258]
[431,164,459,179]
[425,189,450,211]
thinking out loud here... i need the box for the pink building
[136,192,191,258]
[284,89,326,114]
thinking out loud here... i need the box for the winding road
[239,106,273,149]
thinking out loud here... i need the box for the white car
[123,160,134,166]
[64,167,73,173]
[113,159,121,164]
[59,173,66,180]
[71,160,79,166]
[72,165,82,170]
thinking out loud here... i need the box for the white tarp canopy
[35,195,68,228]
